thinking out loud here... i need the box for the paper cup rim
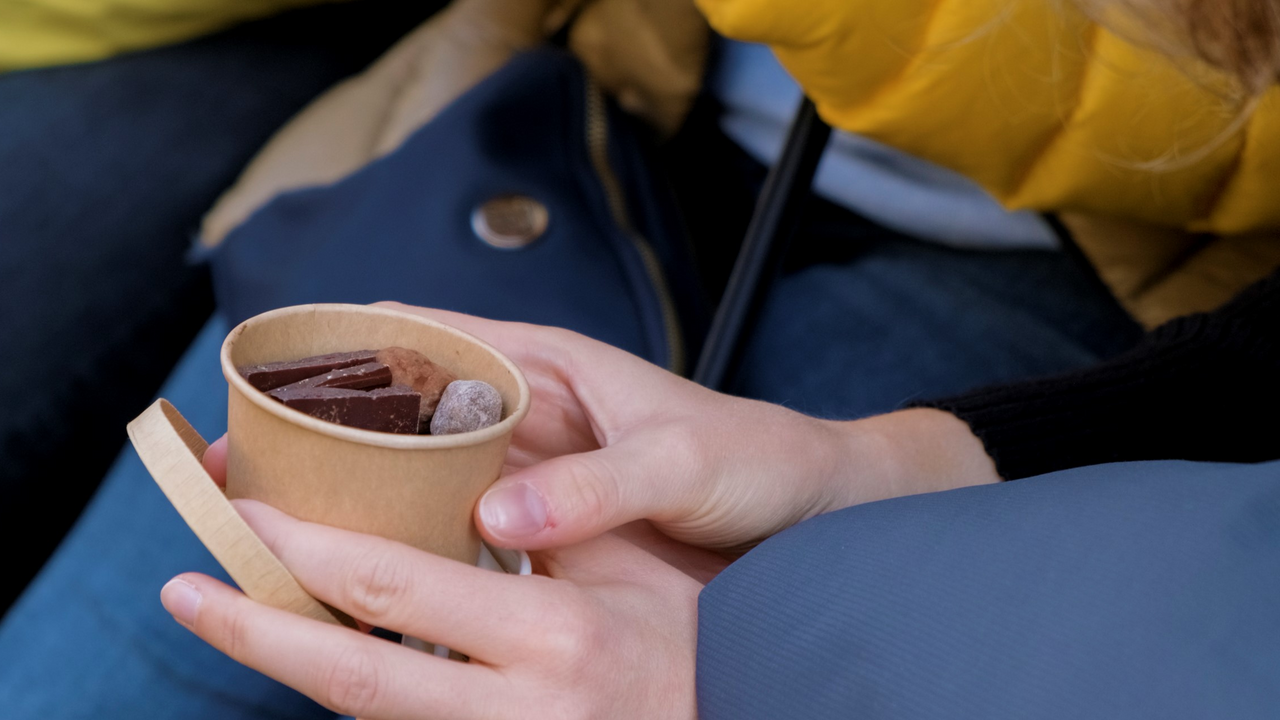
[220,304,531,450]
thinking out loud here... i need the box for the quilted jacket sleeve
[695,0,1280,236]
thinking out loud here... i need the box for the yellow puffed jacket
[699,0,1279,237]
[7,0,1277,324]
[0,0,328,70]
[696,0,1280,325]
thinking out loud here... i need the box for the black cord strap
[693,97,832,390]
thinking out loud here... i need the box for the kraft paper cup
[220,303,530,566]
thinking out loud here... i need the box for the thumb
[475,433,698,550]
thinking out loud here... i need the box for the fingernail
[479,482,547,538]
[161,578,202,627]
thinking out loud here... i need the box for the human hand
[204,303,998,552]
[162,499,709,720]
[401,304,998,551]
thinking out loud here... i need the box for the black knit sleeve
[914,271,1280,480]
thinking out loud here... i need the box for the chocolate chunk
[375,347,457,425]
[267,362,392,395]
[239,350,379,392]
[271,384,421,434]
[429,380,503,435]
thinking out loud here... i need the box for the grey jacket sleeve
[695,459,1280,719]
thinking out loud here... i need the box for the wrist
[821,408,1001,512]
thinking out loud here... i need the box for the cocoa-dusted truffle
[376,347,457,426]
[429,380,503,435]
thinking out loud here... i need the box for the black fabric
[919,270,1280,479]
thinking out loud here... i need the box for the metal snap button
[471,195,549,249]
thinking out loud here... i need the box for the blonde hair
[1079,0,1280,95]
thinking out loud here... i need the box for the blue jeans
[0,318,300,719]
[733,226,1140,418]
[0,233,1145,717]
[0,0,444,612]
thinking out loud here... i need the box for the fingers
[476,429,700,550]
[161,573,504,720]
[203,434,228,488]
[234,500,560,662]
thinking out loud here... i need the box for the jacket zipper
[583,77,685,375]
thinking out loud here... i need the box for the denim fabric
[698,459,1280,719]
[732,228,1142,420]
[0,318,340,719]
[0,0,444,612]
